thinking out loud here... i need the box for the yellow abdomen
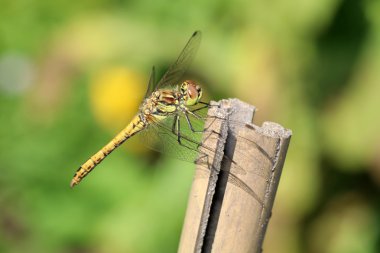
[70,115,145,188]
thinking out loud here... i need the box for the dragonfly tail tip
[70,180,77,188]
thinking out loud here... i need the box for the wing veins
[154,31,202,90]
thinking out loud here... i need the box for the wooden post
[178,99,292,253]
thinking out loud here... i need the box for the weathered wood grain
[178,99,292,253]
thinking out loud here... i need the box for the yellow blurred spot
[90,67,148,154]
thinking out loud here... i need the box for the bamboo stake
[178,99,292,253]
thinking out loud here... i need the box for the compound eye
[180,83,187,94]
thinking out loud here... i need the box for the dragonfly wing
[154,31,202,90]
[138,109,266,207]
[137,113,203,163]
[136,105,235,172]
[144,66,156,99]
[188,104,276,180]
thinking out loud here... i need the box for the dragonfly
[70,31,205,188]
[70,31,272,207]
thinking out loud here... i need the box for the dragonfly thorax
[140,80,202,121]
[140,90,178,121]
[180,80,202,106]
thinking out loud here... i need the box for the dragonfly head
[181,80,202,106]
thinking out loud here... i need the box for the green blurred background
[1,0,380,252]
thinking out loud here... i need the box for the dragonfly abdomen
[70,115,146,188]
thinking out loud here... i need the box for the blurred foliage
[0,0,380,252]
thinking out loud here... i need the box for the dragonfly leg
[172,115,182,144]
[184,112,204,133]
[187,109,203,120]
[194,152,210,168]
[172,115,203,151]
[198,101,209,105]
[190,103,209,114]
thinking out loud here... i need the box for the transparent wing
[136,105,274,206]
[153,31,202,91]
[144,66,156,99]
[137,110,205,164]
[137,105,272,178]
